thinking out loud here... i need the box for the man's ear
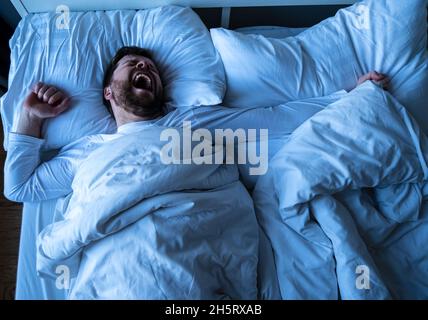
[104,87,112,100]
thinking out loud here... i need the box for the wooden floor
[1,13,26,301]
[0,120,22,300]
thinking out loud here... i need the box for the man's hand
[23,82,71,119]
[357,71,390,90]
[16,82,71,138]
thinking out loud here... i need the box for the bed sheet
[16,200,66,299]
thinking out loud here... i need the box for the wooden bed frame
[10,0,357,28]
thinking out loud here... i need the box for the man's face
[108,54,164,117]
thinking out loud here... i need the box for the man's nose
[136,61,148,71]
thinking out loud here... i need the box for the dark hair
[102,46,153,116]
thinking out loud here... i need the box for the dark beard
[111,80,164,118]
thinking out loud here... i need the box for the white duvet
[254,82,428,299]
[36,126,259,299]
[36,82,428,299]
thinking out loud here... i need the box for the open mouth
[132,72,152,91]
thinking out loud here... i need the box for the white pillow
[1,6,226,150]
[211,0,428,133]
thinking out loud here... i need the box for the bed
[2,0,428,299]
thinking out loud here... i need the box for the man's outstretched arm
[4,82,74,202]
